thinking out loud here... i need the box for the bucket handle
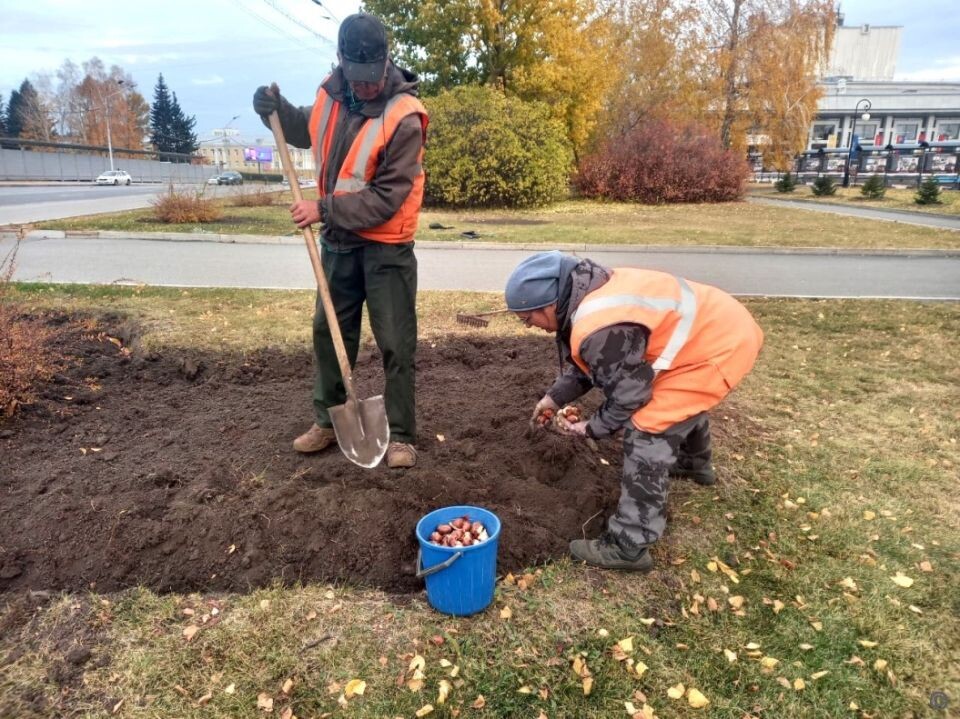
[416,549,463,579]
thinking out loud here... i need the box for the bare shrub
[575,120,750,204]
[150,186,224,223]
[0,230,62,418]
[232,188,279,207]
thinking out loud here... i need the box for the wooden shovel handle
[267,111,356,400]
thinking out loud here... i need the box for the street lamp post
[96,80,126,172]
[842,98,871,188]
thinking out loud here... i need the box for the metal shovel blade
[329,395,390,468]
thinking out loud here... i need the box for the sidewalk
[3,227,958,257]
[749,195,960,231]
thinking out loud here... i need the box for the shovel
[268,109,389,468]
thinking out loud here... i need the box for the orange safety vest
[570,268,763,434]
[308,86,428,243]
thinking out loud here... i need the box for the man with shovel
[506,252,763,570]
[253,12,427,468]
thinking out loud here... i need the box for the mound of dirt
[1,317,630,594]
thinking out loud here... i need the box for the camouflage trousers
[608,412,712,551]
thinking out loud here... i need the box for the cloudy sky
[0,0,957,144]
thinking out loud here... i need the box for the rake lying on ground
[455,309,511,328]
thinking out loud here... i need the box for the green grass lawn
[2,285,958,718]
[37,196,960,250]
[750,183,960,217]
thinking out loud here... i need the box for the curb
[4,228,959,258]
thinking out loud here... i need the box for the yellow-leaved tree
[364,0,620,157]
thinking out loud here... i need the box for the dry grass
[0,232,63,418]
[150,185,224,224]
[231,188,281,208]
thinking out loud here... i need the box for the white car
[207,175,222,185]
[95,170,132,186]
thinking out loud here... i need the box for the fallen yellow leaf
[634,660,649,677]
[638,617,656,626]
[667,683,685,699]
[344,679,365,698]
[617,636,635,654]
[409,655,426,672]
[772,599,785,614]
[728,595,745,610]
[582,676,593,696]
[282,678,294,695]
[863,510,876,520]
[437,679,452,704]
[890,572,914,588]
[724,649,738,663]
[197,693,212,707]
[183,625,200,642]
[517,685,533,694]
[224,683,236,695]
[810,670,830,680]
[760,656,780,671]
[687,688,710,708]
[500,605,513,620]
[793,678,806,691]
[257,693,274,712]
[407,669,425,692]
[415,704,434,717]
[919,561,933,573]
[873,659,888,672]
[858,640,878,648]
[472,695,486,709]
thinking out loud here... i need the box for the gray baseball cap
[338,13,388,84]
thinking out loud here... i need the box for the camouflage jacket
[546,260,655,439]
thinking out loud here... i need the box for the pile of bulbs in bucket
[429,516,490,547]
[535,404,582,428]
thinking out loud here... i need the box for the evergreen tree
[0,96,7,136]
[6,87,24,137]
[915,177,942,205]
[169,92,198,156]
[812,175,837,196]
[775,172,796,193]
[860,174,886,199]
[149,73,175,155]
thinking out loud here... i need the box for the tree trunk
[719,0,744,149]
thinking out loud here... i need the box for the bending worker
[252,12,427,468]
[506,252,763,570]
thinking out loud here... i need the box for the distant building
[198,128,316,177]
[807,20,960,151]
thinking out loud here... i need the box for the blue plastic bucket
[415,505,501,616]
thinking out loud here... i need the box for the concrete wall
[0,147,218,183]
[826,26,901,81]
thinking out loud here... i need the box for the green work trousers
[312,241,418,444]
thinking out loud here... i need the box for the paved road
[5,236,959,300]
[0,183,246,225]
[749,195,960,231]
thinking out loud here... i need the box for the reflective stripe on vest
[334,94,410,194]
[571,276,698,372]
[312,93,337,187]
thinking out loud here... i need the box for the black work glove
[253,84,281,117]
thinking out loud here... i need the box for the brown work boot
[386,442,417,469]
[292,423,336,453]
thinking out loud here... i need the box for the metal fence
[0,138,217,183]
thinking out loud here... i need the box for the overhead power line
[257,0,336,45]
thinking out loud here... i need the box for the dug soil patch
[0,315,727,595]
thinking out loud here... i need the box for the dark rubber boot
[669,466,717,486]
[569,534,653,572]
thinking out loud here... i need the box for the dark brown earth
[0,313,747,597]
[0,314,632,595]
